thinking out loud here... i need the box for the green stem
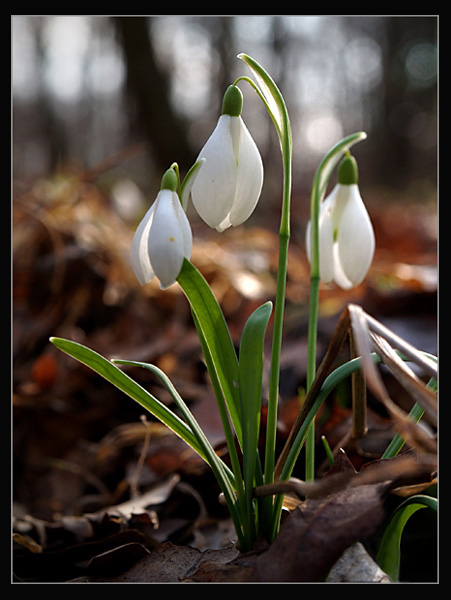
[264,127,292,487]
[305,172,321,482]
[235,55,293,540]
[304,132,367,482]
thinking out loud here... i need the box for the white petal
[336,185,375,286]
[305,188,337,284]
[317,209,336,284]
[332,244,353,289]
[148,190,191,289]
[191,115,237,229]
[326,184,348,229]
[131,203,156,285]
[228,117,264,227]
[176,197,193,259]
[181,158,205,210]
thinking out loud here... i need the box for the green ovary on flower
[221,85,243,117]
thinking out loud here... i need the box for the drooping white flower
[306,155,375,289]
[190,85,264,232]
[131,168,192,289]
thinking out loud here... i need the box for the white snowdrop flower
[131,168,192,289]
[190,85,264,232]
[306,154,375,289]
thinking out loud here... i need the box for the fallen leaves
[115,541,242,583]
[256,482,390,582]
[104,450,435,584]
[13,170,437,582]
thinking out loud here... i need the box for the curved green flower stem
[304,132,368,482]
[236,54,292,494]
[265,163,291,485]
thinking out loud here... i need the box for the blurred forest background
[13,16,437,196]
[12,16,438,582]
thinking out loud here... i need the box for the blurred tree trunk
[113,16,195,172]
[376,16,437,188]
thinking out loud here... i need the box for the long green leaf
[112,359,235,483]
[111,358,247,547]
[177,258,242,443]
[238,302,272,503]
[49,337,206,460]
[190,309,247,497]
[376,495,437,581]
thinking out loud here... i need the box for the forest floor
[12,170,437,583]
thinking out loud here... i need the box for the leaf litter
[13,170,437,582]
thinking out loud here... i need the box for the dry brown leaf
[255,481,390,582]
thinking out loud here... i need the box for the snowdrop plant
[50,53,410,554]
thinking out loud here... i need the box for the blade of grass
[382,376,436,458]
[370,332,437,425]
[275,306,351,481]
[348,305,437,453]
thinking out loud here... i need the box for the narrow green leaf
[190,309,246,488]
[49,337,206,460]
[120,360,246,547]
[177,258,242,443]
[238,302,272,494]
[112,359,235,483]
[278,350,438,483]
[376,495,437,581]
[238,302,272,542]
